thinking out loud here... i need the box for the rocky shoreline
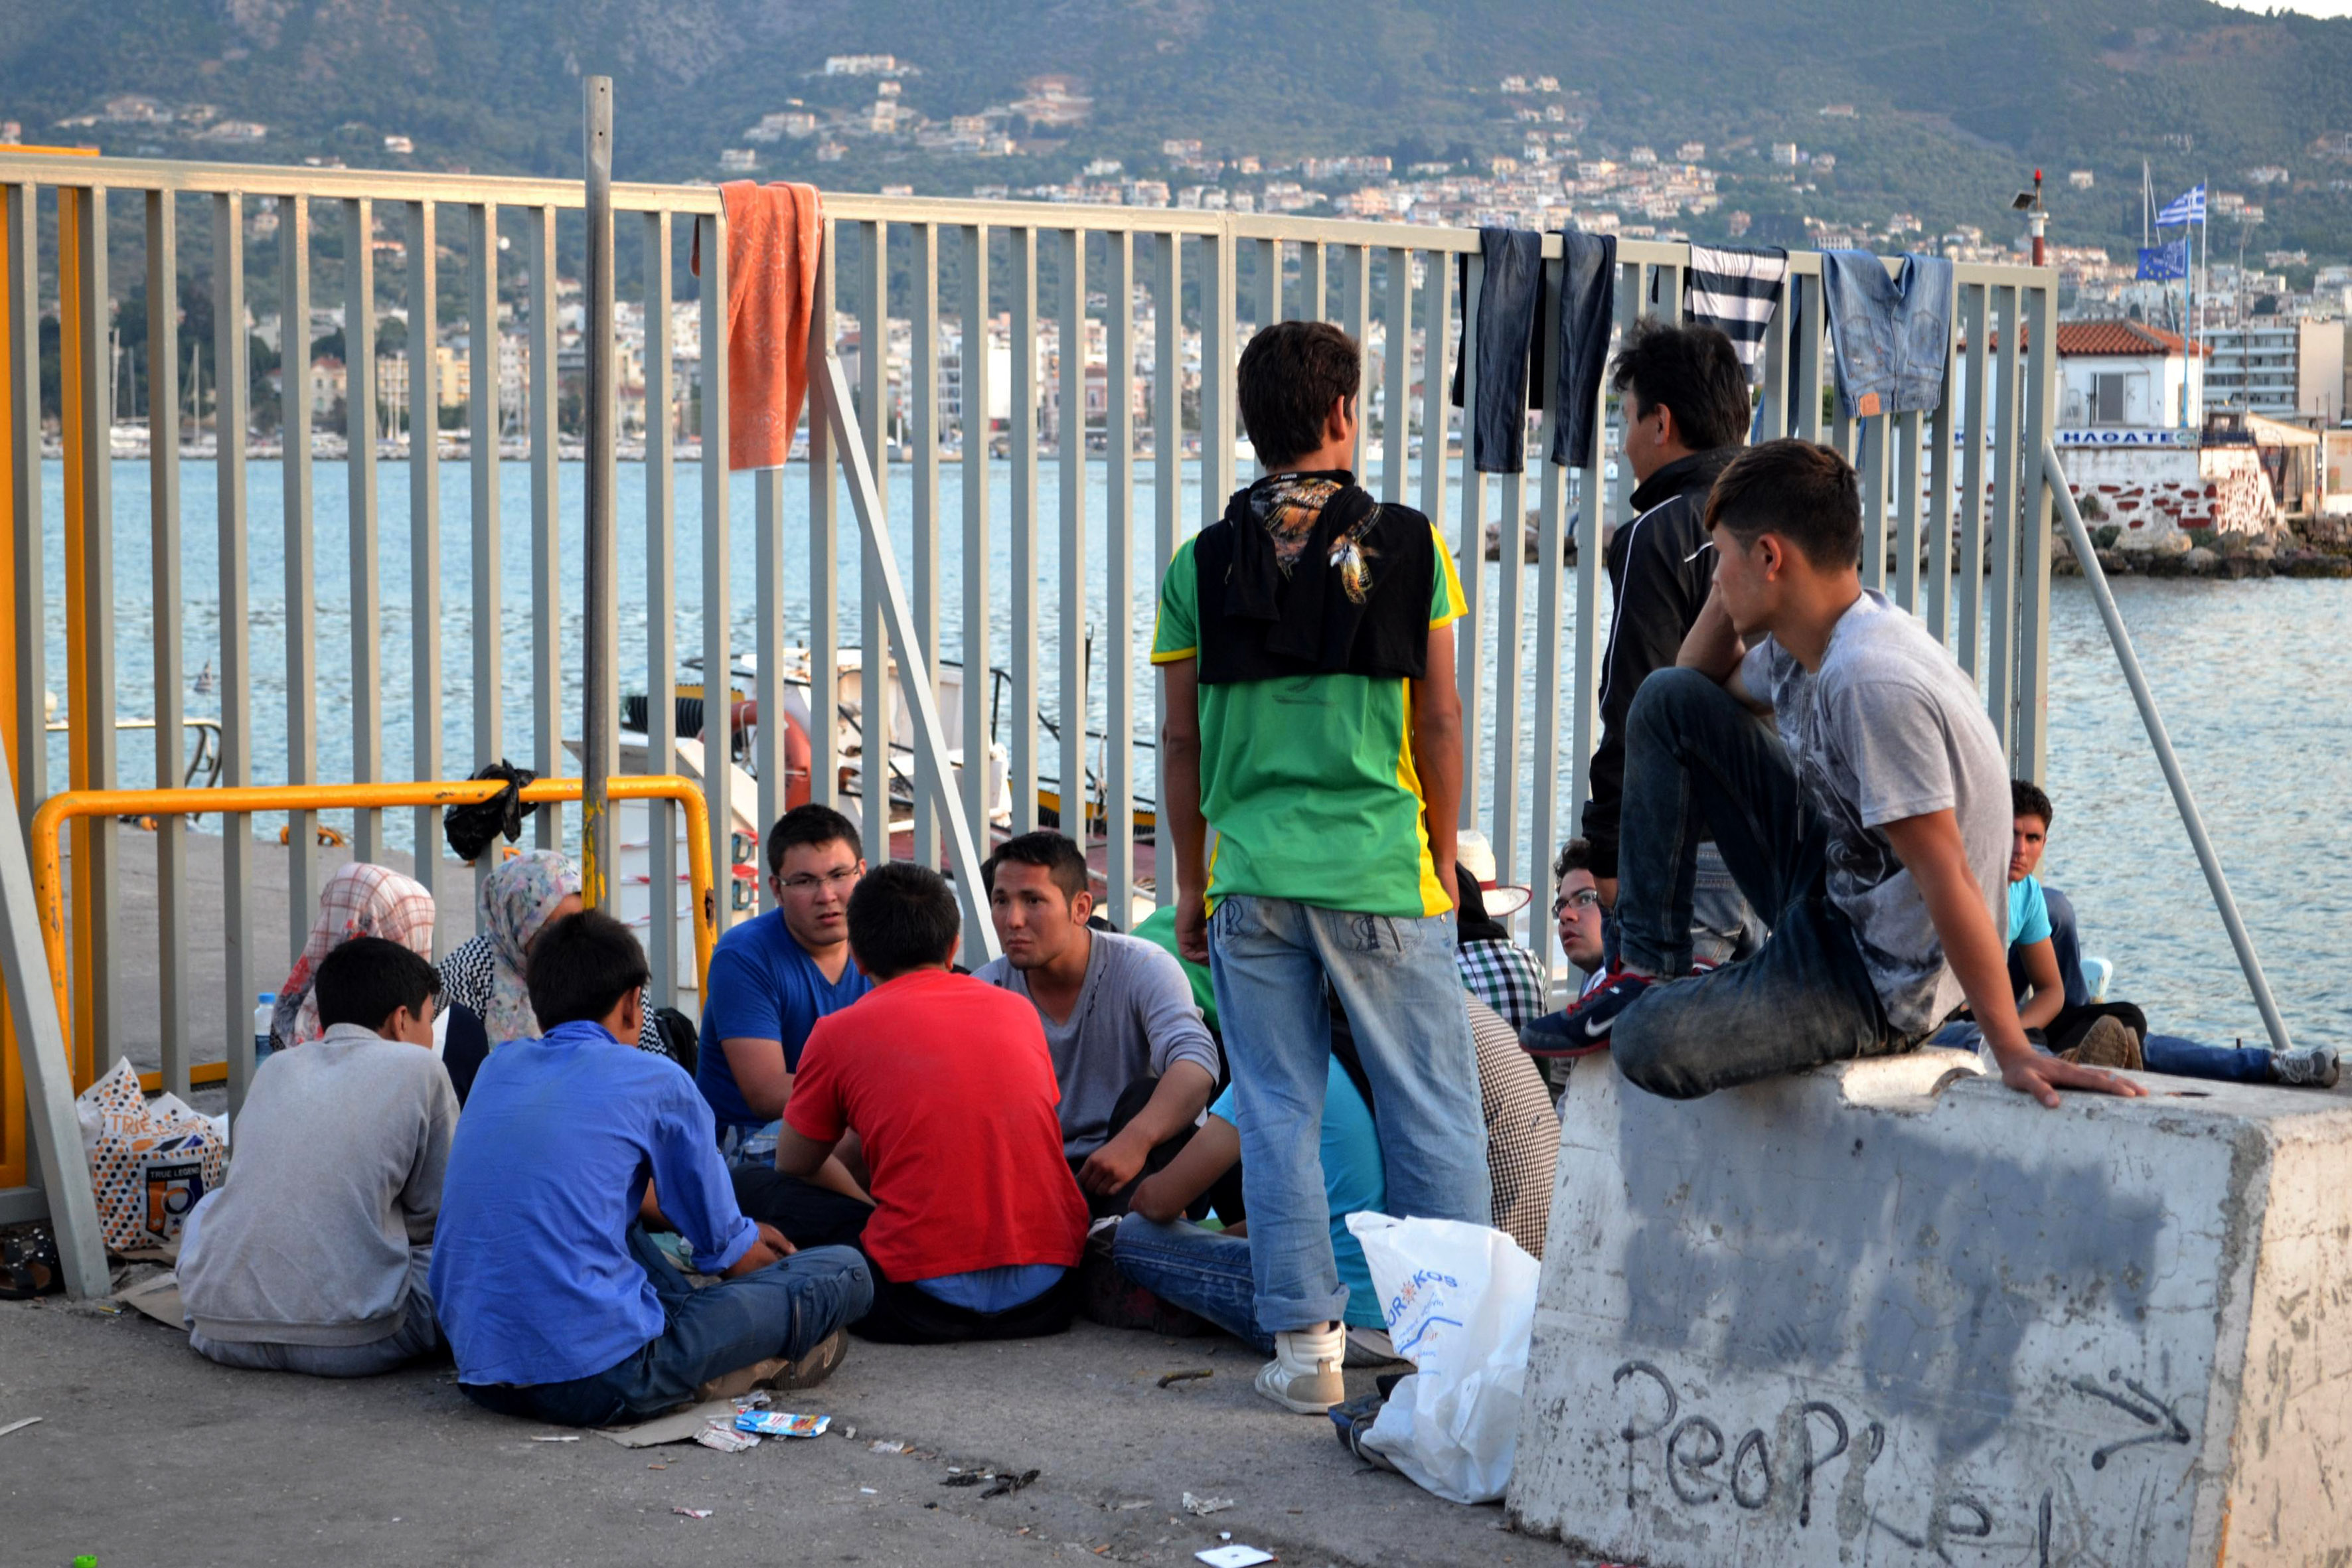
[2062,530,2352,580]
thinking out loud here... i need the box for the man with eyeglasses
[696,805,877,1247]
[1552,840,1607,982]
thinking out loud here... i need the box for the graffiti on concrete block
[1610,1360,2197,1559]
[2062,1370,2193,1470]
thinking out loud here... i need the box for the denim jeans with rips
[459,1226,872,1428]
[1206,896,1489,1336]
[1608,667,1909,1099]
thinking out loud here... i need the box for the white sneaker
[1255,1324,1346,1414]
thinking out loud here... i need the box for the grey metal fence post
[581,78,619,906]
[145,190,189,1096]
[212,192,256,1111]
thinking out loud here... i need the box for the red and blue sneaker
[1518,967,1655,1059]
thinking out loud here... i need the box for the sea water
[31,458,2352,1051]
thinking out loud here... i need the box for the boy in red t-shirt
[777,862,1090,1343]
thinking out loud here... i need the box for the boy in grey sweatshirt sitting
[179,935,458,1375]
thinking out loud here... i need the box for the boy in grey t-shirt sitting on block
[179,935,459,1375]
[1526,439,2144,1110]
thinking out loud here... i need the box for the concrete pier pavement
[1,1304,1577,1568]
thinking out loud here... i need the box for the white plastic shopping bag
[1345,1212,1539,1504]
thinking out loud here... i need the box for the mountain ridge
[4,1,2349,266]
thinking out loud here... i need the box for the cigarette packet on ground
[695,1425,762,1452]
[734,1411,831,1438]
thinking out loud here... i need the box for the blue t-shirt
[2007,874,2051,949]
[430,1020,756,1388]
[696,909,873,1135]
[1210,1061,1387,1331]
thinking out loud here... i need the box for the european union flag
[2137,240,2189,281]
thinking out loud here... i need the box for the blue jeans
[1111,1215,1273,1354]
[2143,1036,2276,1083]
[460,1227,872,1427]
[1207,896,1489,1335]
[1820,250,1955,418]
[1548,228,1616,469]
[1601,838,1766,973]
[1610,668,1906,1099]
[1930,1020,2276,1086]
[1469,226,1544,473]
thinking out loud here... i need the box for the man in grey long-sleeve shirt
[974,833,1220,1215]
[178,937,458,1377]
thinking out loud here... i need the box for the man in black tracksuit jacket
[1577,322,1757,935]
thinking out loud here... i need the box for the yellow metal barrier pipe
[27,776,718,1092]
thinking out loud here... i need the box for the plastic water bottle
[254,992,277,1067]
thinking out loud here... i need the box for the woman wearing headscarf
[433,850,668,1085]
[271,860,494,1100]
[273,862,440,1050]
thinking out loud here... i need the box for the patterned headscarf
[274,862,437,1047]
[477,850,583,1044]
[1249,474,1383,603]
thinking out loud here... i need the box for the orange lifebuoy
[700,700,813,811]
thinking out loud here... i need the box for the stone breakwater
[2064,536,2352,580]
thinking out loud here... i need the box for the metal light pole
[581,76,619,907]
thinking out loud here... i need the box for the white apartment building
[2204,319,2346,422]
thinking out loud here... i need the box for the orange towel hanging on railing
[690,181,823,471]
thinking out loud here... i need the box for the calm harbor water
[35,457,2352,1053]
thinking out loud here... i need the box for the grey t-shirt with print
[974,930,1222,1159]
[1739,589,2010,1034]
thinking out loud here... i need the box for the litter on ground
[694,1425,761,1454]
[734,1411,829,1438]
[982,1468,1040,1498]
[1182,1492,1235,1516]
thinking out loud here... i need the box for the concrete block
[1508,1050,2352,1565]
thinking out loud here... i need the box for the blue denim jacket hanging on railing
[1820,250,1956,418]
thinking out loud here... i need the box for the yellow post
[56,187,98,1088]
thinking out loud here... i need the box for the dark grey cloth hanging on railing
[1549,230,1617,469]
[1464,227,1545,473]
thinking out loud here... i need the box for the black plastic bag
[443,760,540,863]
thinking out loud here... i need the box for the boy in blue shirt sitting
[431,910,872,1427]
[2003,781,2336,1086]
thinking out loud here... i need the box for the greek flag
[2136,240,2189,280]
[2156,183,2206,226]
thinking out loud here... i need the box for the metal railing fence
[0,149,2062,1212]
